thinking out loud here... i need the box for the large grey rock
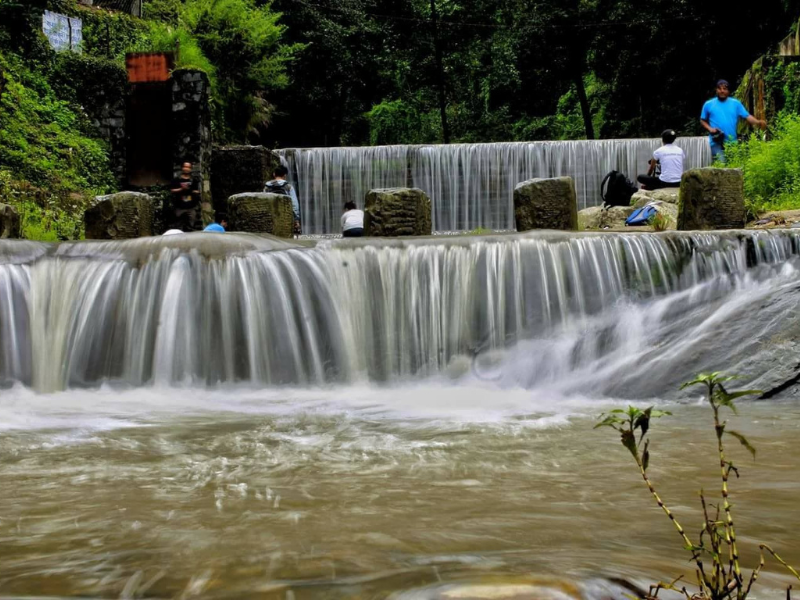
[211,145,281,210]
[678,168,745,230]
[514,177,577,231]
[0,203,20,238]
[85,192,154,240]
[578,205,634,230]
[226,192,294,238]
[364,188,432,236]
[631,187,680,208]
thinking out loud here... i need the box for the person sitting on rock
[170,161,202,231]
[264,165,301,236]
[637,130,684,191]
[341,201,364,238]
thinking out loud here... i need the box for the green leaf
[642,439,650,471]
[726,430,757,459]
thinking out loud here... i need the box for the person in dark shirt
[170,162,201,231]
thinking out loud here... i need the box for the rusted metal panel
[126,53,174,83]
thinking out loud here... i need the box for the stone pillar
[0,204,20,239]
[85,192,154,240]
[364,188,432,237]
[514,177,578,232]
[93,91,127,188]
[678,168,745,230]
[226,193,294,238]
[211,146,282,211]
[171,69,212,225]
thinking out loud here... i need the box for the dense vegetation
[1,0,800,238]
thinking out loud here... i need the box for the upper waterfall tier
[276,138,711,234]
[0,230,795,393]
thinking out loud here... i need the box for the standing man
[170,162,201,231]
[700,79,766,162]
[265,165,301,236]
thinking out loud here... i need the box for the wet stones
[578,205,633,230]
[226,192,294,238]
[678,168,745,230]
[514,177,578,232]
[0,203,20,239]
[364,188,432,237]
[211,146,282,211]
[84,192,154,240]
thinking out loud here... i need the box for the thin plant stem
[635,457,712,595]
[710,394,742,589]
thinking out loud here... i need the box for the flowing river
[0,231,799,599]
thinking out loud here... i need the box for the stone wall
[94,90,127,186]
[171,69,212,223]
[514,177,578,231]
[364,188,432,236]
[678,168,745,230]
[211,146,281,211]
[85,191,154,239]
[0,204,20,239]
[227,193,294,238]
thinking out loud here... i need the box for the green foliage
[596,372,800,600]
[0,53,115,196]
[0,170,87,241]
[49,51,128,111]
[724,114,800,214]
[648,211,670,232]
[132,0,300,142]
[79,6,149,60]
[365,99,441,145]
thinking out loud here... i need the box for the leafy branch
[597,372,800,600]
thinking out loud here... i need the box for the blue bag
[626,204,658,226]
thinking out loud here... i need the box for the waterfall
[276,138,711,234]
[0,230,796,392]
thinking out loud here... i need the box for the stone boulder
[678,168,745,230]
[84,192,154,240]
[578,205,634,230]
[514,177,577,232]
[0,203,20,239]
[226,192,294,238]
[211,145,282,210]
[631,187,680,208]
[364,188,432,237]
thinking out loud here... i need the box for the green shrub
[0,170,88,241]
[725,113,800,214]
[0,53,116,196]
[365,98,441,145]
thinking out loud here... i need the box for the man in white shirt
[636,129,685,190]
[341,201,365,237]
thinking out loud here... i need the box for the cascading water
[3,231,800,599]
[276,138,711,233]
[1,229,797,393]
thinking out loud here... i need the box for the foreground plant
[596,372,800,600]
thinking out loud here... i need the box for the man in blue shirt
[701,79,766,162]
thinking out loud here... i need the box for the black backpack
[600,170,638,208]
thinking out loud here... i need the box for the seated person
[637,129,684,190]
[341,201,364,237]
